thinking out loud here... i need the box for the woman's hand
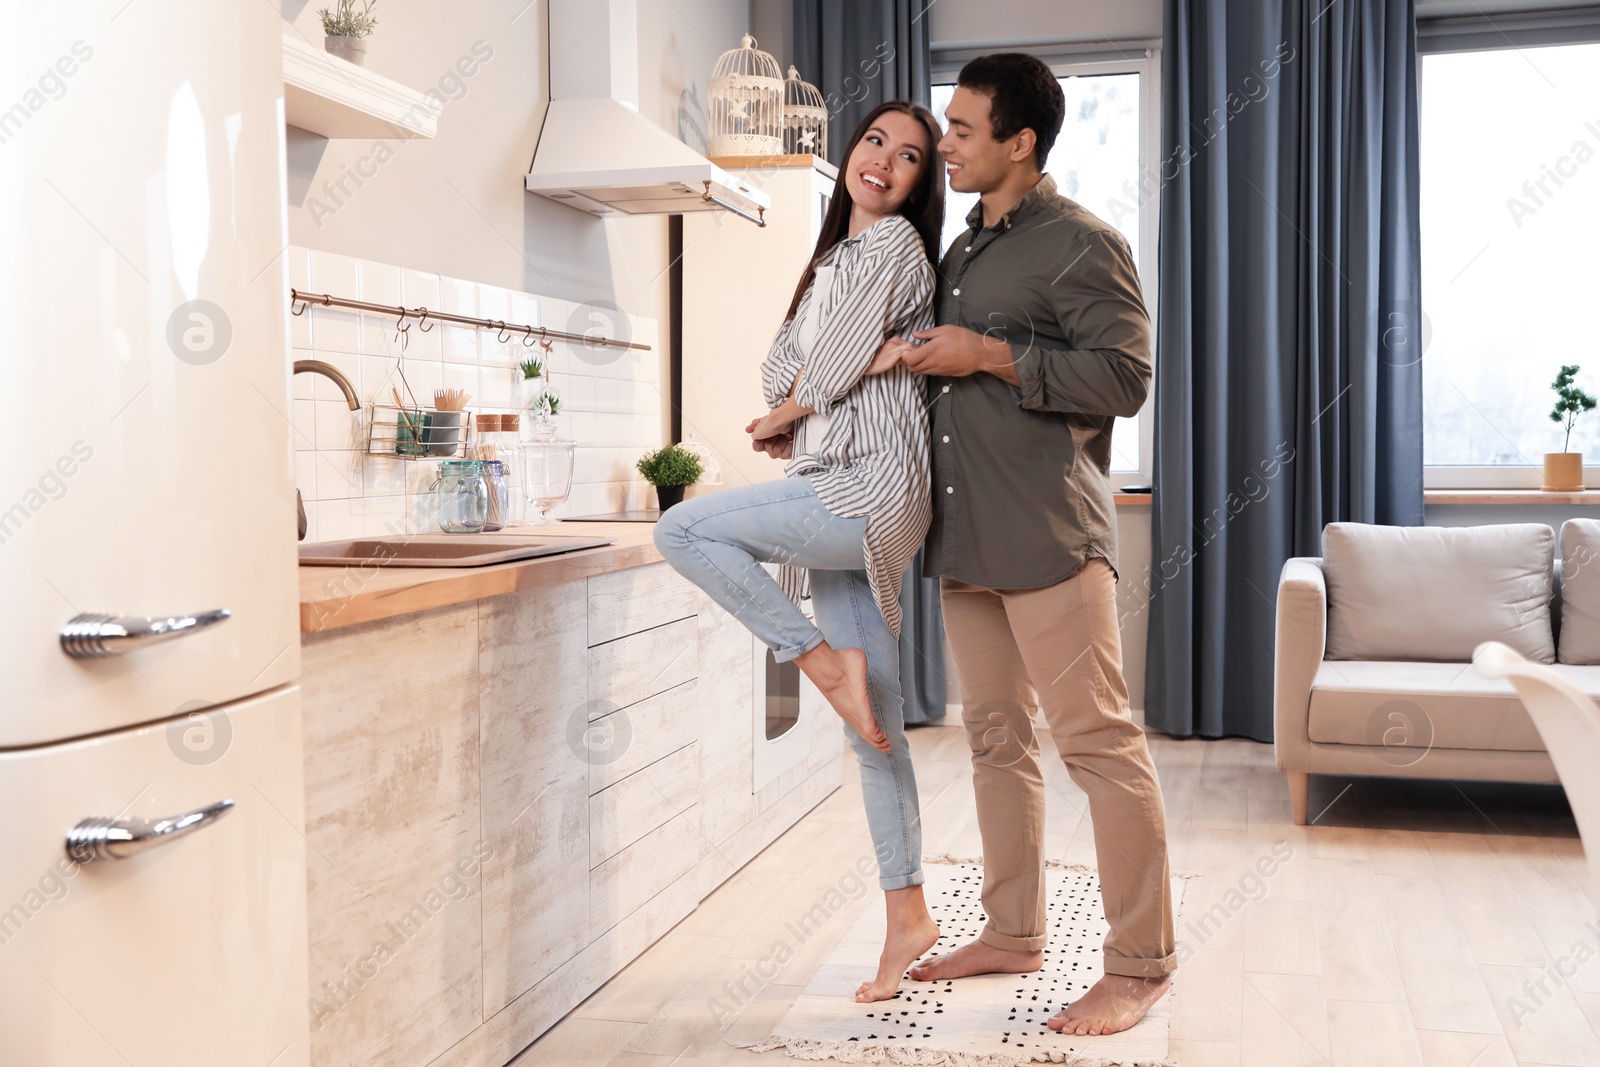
[749,409,796,442]
[867,336,917,376]
[746,414,795,460]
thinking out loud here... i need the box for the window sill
[1114,493,1153,507]
[1424,489,1600,506]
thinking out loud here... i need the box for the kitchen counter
[298,522,663,633]
[301,495,1156,633]
[296,526,842,1067]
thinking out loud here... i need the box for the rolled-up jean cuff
[979,924,1047,954]
[1103,950,1178,979]
[769,627,825,663]
[880,869,924,892]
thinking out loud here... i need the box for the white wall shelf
[282,33,439,140]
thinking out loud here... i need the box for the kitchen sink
[298,535,614,568]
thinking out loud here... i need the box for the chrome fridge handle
[60,609,231,659]
[66,799,235,864]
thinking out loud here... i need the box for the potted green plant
[636,444,703,512]
[1545,364,1596,492]
[518,356,544,407]
[319,0,378,66]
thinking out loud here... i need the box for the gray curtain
[1145,0,1425,741]
[794,0,945,723]
[792,0,933,165]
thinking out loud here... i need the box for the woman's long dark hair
[783,101,945,322]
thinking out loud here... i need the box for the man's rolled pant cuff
[1102,949,1178,979]
[979,924,1046,954]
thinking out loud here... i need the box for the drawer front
[588,681,699,795]
[589,804,705,941]
[588,563,698,646]
[589,743,700,867]
[588,617,698,713]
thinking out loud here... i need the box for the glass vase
[520,416,575,525]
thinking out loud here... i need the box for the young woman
[654,101,945,1002]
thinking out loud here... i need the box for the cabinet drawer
[588,563,697,646]
[590,743,699,867]
[589,681,698,795]
[589,804,705,940]
[588,617,698,713]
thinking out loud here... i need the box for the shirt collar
[964,172,1056,234]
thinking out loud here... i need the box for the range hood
[526,0,769,226]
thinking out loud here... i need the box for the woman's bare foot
[796,643,889,751]
[906,938,1042,982]
[855,902,940,1002]
[1046,974,1172,1036]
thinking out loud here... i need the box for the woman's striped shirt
[759,213,935,639]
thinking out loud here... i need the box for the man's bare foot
[1046,973,1172,1036]
[855,912,940,1002]
[797,643,889,751]
[906,938,1042,982]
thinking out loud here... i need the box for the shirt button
[941,384,950,393]
[945,486,954,494]
[952,287,961,295]
[941,435,949,443]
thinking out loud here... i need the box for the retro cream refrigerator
[0,2,310,1064]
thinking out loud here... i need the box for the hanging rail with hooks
[288,289,653,352]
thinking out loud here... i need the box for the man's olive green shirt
[924,174,1152,589]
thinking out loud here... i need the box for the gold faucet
[292,360,361,541]
[293,359,360,408]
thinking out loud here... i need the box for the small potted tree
[320,0,378,66]
[1545,364,1596,492]
[636,444,703,513]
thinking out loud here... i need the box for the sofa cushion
[1559,519,1600,664]
[1305,660,1600,752]
[1323,522,1555,663]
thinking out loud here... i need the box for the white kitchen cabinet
[0,687,309,1067]
[297,556,841,1067]
[682,155,837,490]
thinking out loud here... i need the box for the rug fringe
[922,854,1201,880]
[738,1036,1181,1067]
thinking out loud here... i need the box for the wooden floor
[512,720,1599,1067]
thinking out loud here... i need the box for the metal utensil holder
[366,404,476,460]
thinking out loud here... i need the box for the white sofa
[1274,520,1600,824]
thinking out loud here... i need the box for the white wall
[288,247,663,542]
[281,0,749,430]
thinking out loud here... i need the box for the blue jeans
[653,477,923,890]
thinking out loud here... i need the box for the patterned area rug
[747,859,1186,1067]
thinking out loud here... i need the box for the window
[1420,41,1600,486]
[931,51,1159,477]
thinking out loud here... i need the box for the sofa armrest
[1274,556,1327,768]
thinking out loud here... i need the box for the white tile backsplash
[291,246,659,542]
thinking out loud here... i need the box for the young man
[871,53,1175,1036]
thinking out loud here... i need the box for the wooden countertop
[299,496,1156,633]
[298,523,663,634]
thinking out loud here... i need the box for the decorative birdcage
[782,65,828,158]
[707,35,783,157]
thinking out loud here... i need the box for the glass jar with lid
[520,416,575,525]
[435,460,487,533]
[481,460,509,531]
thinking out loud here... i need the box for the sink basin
[298,535,614,568]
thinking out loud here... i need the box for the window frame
[930,46,1162,484]
[1418,18,1600,489]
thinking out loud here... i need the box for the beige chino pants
[940,559,1176,979]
